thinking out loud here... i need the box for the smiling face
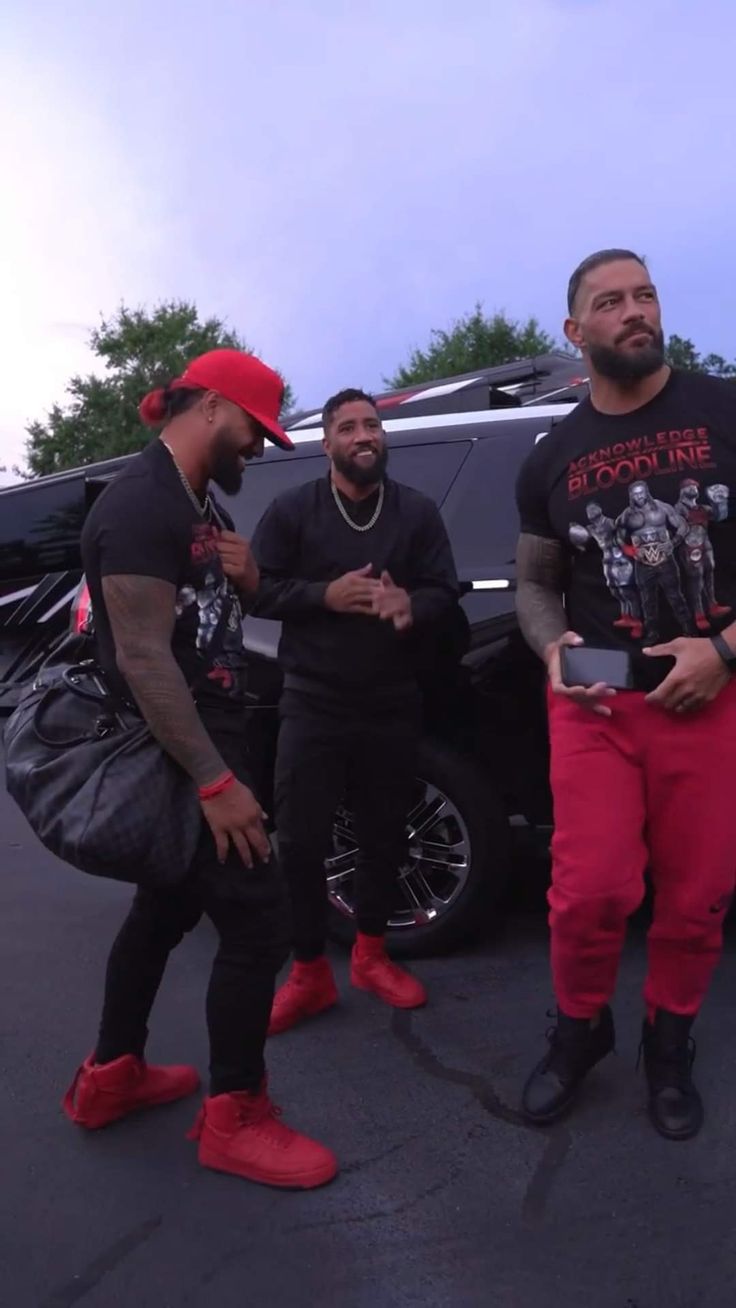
[565,257,666,384]
[206,395,265,495]
[323,398,388,488]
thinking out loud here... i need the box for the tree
[385,304,558,389]
[665,334,736,377]
[25,301,295,477]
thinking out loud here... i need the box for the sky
[2,0,736,481]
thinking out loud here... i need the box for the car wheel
[325,737,511,958]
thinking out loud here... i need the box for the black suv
[0,354,587,955]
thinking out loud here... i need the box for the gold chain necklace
[330,478,385,533]
[161,440,212,520]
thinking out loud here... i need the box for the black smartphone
[560,645,634,691]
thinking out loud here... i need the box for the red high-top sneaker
[63,1053,200,1129]
[268,959,338,1035]
[188,1089,338,1189]
[350,933,427,1009]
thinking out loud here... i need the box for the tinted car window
[386,442,471,503]
[442,422,552,575]
[0,481,87,582]
[227,453,324,538]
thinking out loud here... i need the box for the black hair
[567,249,647,315]
[163,384,206,421]
[322,387,377,430]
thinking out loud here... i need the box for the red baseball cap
[139,349,294,451]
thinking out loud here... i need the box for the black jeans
[274,687,420,961]
[95,732,290,1096]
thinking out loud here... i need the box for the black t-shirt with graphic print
[516,371,736,687]
[81,438,248,729]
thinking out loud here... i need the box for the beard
[588,326,665,384]
[209,429,246,496]
[332,444,389,488]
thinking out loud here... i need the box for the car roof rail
[285,352,589,432]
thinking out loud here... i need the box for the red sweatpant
[548,682,736,1020]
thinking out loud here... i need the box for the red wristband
[198,771,235,801]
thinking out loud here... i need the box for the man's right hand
[325,564,382,615]
[545,631,617,717]
[201,780,272,868]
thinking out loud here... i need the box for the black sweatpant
[274,686,420,961]
[95,732,290,1096]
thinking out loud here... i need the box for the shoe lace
[541,1008,614,1076]
[237,1093,282,1127]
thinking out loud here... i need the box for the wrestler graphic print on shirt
[515,371,736,653]
[566,430,731,644]
[569,479,731,643]
[176,521,246,695]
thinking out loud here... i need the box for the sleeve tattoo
[515,533,568,660]
[102,574,226,787]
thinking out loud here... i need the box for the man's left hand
[372,571,413,632]
[644,636,731,713]
[216,530,259,596]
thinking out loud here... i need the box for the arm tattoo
[102,574,226,787]
[515,533,568,660]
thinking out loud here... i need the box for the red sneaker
[268,959,338,1036]
[188,1089,338,1189]
[709,603,732,618]
[63,1053,200,1129]
[350,933,427,1009]
[695,612,711,632]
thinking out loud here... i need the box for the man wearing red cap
[63,350,337,1190]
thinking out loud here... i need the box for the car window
[385,442,471,504]
[441,422,552,575]
[227,440,472,538]
[227,453,325,538]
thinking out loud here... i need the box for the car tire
[326,736,511,959]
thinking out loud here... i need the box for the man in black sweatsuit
[251,387,459,1032]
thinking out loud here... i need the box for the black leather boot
[641,1010,703,1141]
[521,1006,615,1124]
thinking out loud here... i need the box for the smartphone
[560,645,634,691]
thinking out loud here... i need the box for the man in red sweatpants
[515,248,736,1139]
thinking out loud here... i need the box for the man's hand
[644,637,731,713]
[325,564,382,614]
[216,530,259,596]
[372,570,413,632]
[546,631,617,717]
[200,779,272,868]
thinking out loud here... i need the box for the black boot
[521,1006,615,1125]
[640,1010,703,1141]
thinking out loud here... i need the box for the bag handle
[32,680,123,748]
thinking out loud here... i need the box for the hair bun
[139,388,168,427]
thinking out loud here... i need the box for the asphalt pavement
[1,778,736,1308]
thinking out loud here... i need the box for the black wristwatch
[710,632,736,673]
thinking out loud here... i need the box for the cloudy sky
[2,0,735,478]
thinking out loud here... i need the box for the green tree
[25,301,294,477]
[385,304,558,388]
[665,334,736,377]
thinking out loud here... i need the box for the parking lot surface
[1,779,735,1308]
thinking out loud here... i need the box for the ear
[201,390,219,423]
[564,316,584,352]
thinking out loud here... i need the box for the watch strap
[710,632,736,670]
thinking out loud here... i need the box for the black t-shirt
[250,474,460,694]
[81,439,248,725]
[516,371,736,676]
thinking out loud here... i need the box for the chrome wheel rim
[325,776,471,931]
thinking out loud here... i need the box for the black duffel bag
[3,632,201,887]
